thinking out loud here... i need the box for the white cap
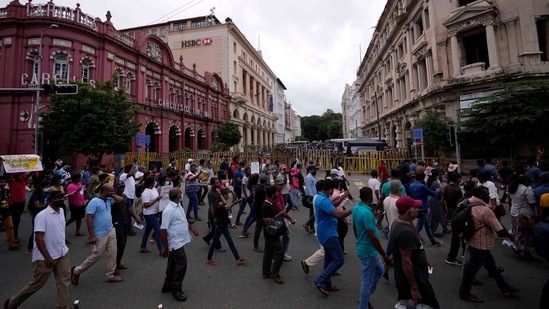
[330,169,339,175]
[188,158,193,163]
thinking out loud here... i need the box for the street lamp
[34,23,58,156]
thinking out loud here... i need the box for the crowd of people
[1,153,548,308]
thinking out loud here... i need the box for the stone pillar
[238,124,244,151]
[252,127,258,146]
[504,19,519,65]
[425,54,433,86]
[484,22,500,70]
[450,34,461,76]
[246,125,252,146]
[258,129,264,147]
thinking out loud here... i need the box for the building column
[238,124,244,151]
[258,129,264,147]
[425,54,433,86]
[504,19,519,65]
[252,127,258,146]
[450,34,461,76]
[484,22,500,70]
[246,125,252,146]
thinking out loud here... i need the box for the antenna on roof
[258,35,261,50]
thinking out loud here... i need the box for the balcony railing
[26,2,98,31]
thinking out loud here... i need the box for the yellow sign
[1,154,44,173]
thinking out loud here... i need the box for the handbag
[517,189,536,229]
[265,217,287,236]
[493,203,506,217]
[301,195,313,209]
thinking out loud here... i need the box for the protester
[5,191,71,309]
[65,173,86,236]
[160,188,199,302]
[508,175,537,259]
[0,175,20,250]
[139,176,164,254]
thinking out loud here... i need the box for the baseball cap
[309,159,314,164]
[115,181,126,189]
[448,163,458,172]
[188,158,194,163]
[395,196,422,213]
[280,164,287,170]
[330,169,339,175]
[48,191,65,200]
[275,179,285,185]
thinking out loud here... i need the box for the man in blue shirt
[314,179,353,296]
[71,184,124,285]
[303,166,318,233]
[409,173,441,247]
[352,187,392,308]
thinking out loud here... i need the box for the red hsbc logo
[202,38,212,45]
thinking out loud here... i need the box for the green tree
[301,109,343,141]
[216,122,242,149]
[413,111,452,156]
[460,80,549,159]
[40,78,141,163]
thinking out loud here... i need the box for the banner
[1,154,44,173]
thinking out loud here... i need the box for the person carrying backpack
[459,186,518,304]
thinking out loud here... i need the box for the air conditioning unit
[184,107,190,113]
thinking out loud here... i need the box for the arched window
[114,70,122,89]
[53,54,69,83]
[125,73,134,94]
[81,60,90,82]
[153,82,160,100]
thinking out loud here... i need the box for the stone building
[348,0,549,149]
[0,1,229,157]
[121,11,286,151]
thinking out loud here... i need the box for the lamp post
[34,24,58,156]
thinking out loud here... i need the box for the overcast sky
[49,0,386,116]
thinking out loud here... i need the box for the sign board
[1,154,44,173]
[136,134,151,145]
[251,161,260,175]
[412,128,423,140]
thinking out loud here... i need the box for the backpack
[451,199,485,239]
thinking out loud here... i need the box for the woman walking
[139,176,164,254]
[508,175,537,259]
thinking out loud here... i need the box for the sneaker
[445,258,462,266]
[284,254,292,261]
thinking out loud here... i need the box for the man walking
[459,186,519,303]
[160,188,199,302]
[391,196,440,309]
[111,182,142,271]
[71,184,123,285]
[5,191,71,309]
[352,187,392,308]
[313,179,353,296]
[302,166,318,234]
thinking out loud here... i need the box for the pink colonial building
[0,0,229,159]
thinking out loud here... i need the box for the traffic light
[41,84,78,95]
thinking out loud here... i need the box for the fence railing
[120,149,446,175]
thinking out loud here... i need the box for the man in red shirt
[8,173,29,241]
[378,160,389,185]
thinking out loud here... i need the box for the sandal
[331,285,341,292]
[206,260,217,266]
[139,248,152,253]
[460,294,483,303]
[315,283,330,296]
[503,286,520,297]
[236,257,247,265]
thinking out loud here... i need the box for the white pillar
[484,22,500,70]
[450,34,461,76]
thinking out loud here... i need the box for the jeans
[315,236,345,291]
[235,189,246,224]
[446,229,465,261]
[253,215,263,248]
[203,219,221,249]
[141,214,163,251]
[459,247,511,298]
[282,233,290,253]
[162,246,187,293]
[126,198,134,233]
[114,223,127,266]
[358,255,384,309]
[415,210,438,245]
[208,223,240,260]
[242,208,256,233]
[290,188,301,206]
[263,236,284,277]
[186,191,199,219]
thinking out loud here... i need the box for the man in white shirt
[368,170,381,207]
[160,188,199,302]
[119,163,137,234]
[5,191,71,309]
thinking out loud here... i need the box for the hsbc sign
[181,38,213,48]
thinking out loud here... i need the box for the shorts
[69,204,86,220]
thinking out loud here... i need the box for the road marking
[354,181,366,187]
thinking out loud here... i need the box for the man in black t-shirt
[203,178,223,251]
[252,176,268,252]
[390,196,440,309]
[111,182,142,270]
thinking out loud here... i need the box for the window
[424,8,430,29]
[150,29,157,36]
[536,18,549,62]
[33,54,40,81]
[81,60,90,82]
[153,82,160,100]
[114,70,122,89]
[159,28,167,37]
[414,16,424,42]
[53,54,69,83]
[233,42,237,53]
[462,31,489,66]
[125,73,134,94]
[143,29,149,35]
[459,0,476,6]
[128,32,135,38]
[233,61,237,74]
[173,22,186,31]
[191,20,206,28]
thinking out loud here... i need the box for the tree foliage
[216,122,242,148]
[40,78,141,162]
[413,111,452,156]
[301,109,343,141]
[460,80,549,159]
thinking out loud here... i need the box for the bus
[326,138,355,154]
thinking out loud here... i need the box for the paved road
[0,175,546,308]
